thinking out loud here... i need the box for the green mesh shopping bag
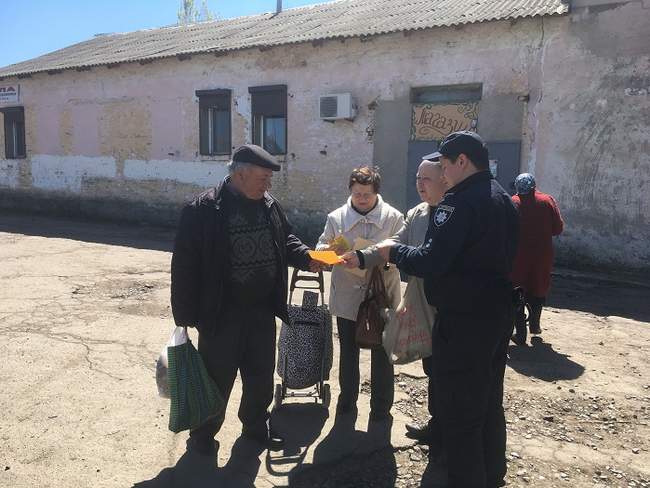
[166,327,224,433]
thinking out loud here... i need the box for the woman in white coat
[317,166,404,420]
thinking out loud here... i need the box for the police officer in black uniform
[372,131,519,488]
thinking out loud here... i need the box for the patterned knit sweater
[224,185,278,305]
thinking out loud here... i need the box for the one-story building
[0,0,648,270]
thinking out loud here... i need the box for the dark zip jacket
[171,177,312,335]
[390,171,519,316]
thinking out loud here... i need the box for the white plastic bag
[382,282,433,364]
[156,326,189,398]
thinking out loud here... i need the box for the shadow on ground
[133,403,329,488]
[132,435,266,488]
[265,403,329,477]
[287,411,397,487]
[0,212,174,252]
[548,273,650,322]
[507,336,585,382]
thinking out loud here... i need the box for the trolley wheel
[321,383,331,409]
[274,383,283,409]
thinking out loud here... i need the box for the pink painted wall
[71,103,100,156]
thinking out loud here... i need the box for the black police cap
[232,144,281,171]
[422,131,489,167]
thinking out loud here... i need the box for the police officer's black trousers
[336,317,394,415]
[190,304,276,442]
[423,356,434,418]
[422,355,442,448]
[431,308,513,488]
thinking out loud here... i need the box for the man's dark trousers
[431,305,513,488]
[514,293,544,341]
[190,304,276,441]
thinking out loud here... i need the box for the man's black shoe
[242,425,285,450]
[186,436,218,457]
[405,422,433,442]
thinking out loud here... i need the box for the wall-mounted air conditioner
[319,93,357,121]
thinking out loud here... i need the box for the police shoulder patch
[433,204,455,227]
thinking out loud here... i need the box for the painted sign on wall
[410,102,479,141]
[0,84,20,104]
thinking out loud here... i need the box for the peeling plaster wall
[0,160,19,188]
[0,1,648,266]
[60,108,73,155]
[30,155,116,192]
[524,0,650,269]
[70,102,100,156]
[123,159,228,195]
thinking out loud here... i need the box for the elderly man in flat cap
[171,144,321,457]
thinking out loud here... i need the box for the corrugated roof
[0,0,569,79]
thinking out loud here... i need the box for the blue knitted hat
[515,173,536,195]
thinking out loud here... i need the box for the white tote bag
[382,281,434,364]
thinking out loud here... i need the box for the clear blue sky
[0,0,335,69]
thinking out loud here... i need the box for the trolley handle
[289,268,325,305]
